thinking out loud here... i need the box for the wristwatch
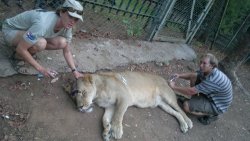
[71,68,77,72]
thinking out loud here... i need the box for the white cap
[62,0,83,21]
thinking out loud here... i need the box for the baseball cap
[62,0,83,21]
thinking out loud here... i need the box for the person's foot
[17,66,38,75]
[198,115,219,125]
[10,51,39,75]
[11,51,38,60]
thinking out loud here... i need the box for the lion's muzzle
[78,104,94,113]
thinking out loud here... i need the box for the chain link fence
[76,0,171,40]
[154,0,213,43]
[197,0,250,52]
[0,0,214,42]
[76,1,150,40]
[1,0,247,48]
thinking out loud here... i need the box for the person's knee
[46,36,68,50]
[183,101,190,113]
[29,38,47,54]
[56,37,68,49]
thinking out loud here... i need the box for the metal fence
[195,0,250,53]
[77,0,215,43]
[2,0,246,48]
[0,0,216,43]
[0,0,175,41]
[153,0,214,43]
[77,0,176,41]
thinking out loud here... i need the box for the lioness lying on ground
[65,71,193,141]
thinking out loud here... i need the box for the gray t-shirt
[4,9,72,45]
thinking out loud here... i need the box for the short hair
[55,8,67,16]
[201,53,218,68]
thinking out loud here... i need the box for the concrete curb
[0,37,196,77]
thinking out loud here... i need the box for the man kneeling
[168,53,233,125]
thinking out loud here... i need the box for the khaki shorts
[1,25,18,56]
[2,27,43,52]
[2,27,19,47]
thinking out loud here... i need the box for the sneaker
[198,115,219,125]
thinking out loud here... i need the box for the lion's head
[75,75,96,113]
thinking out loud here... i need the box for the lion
[64,71,193,141]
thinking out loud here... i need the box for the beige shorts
[2,27,19,47]
[2,27,44,52]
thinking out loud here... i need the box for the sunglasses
[63,7,83,15]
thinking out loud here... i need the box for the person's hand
[168,74,179,89]
[73,71,84,79]
[168,79,176,89]
[169,73,180,81]
[38,67,58,78]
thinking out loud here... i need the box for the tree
[221,0,250,35]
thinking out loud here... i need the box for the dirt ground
[1,1,250,141]
[0,48,250,141]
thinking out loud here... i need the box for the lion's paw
[103,131,111,141]
[186,118,193,129]
[180,122,189,133]
[111,123,123,139]
[103,124,112,141]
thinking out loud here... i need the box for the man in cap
[2,0,84,78]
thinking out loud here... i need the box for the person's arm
[16,39,53,77]
[63,44,84,79]
[176,72,197,80]
[168,80,198,96]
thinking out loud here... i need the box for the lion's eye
[82,90,87,96]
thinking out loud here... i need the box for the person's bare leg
[45,36,68,50]
[12,31,47,59]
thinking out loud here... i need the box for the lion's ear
[83,74,93,84]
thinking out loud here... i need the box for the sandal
[11,51,23,60]
[10,51,38,75]
[10,52,25,72]
[17,66,38,75]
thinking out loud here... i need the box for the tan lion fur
[74,71,193,141]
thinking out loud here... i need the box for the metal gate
[77,0,175,40]
[153,0,214,44]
